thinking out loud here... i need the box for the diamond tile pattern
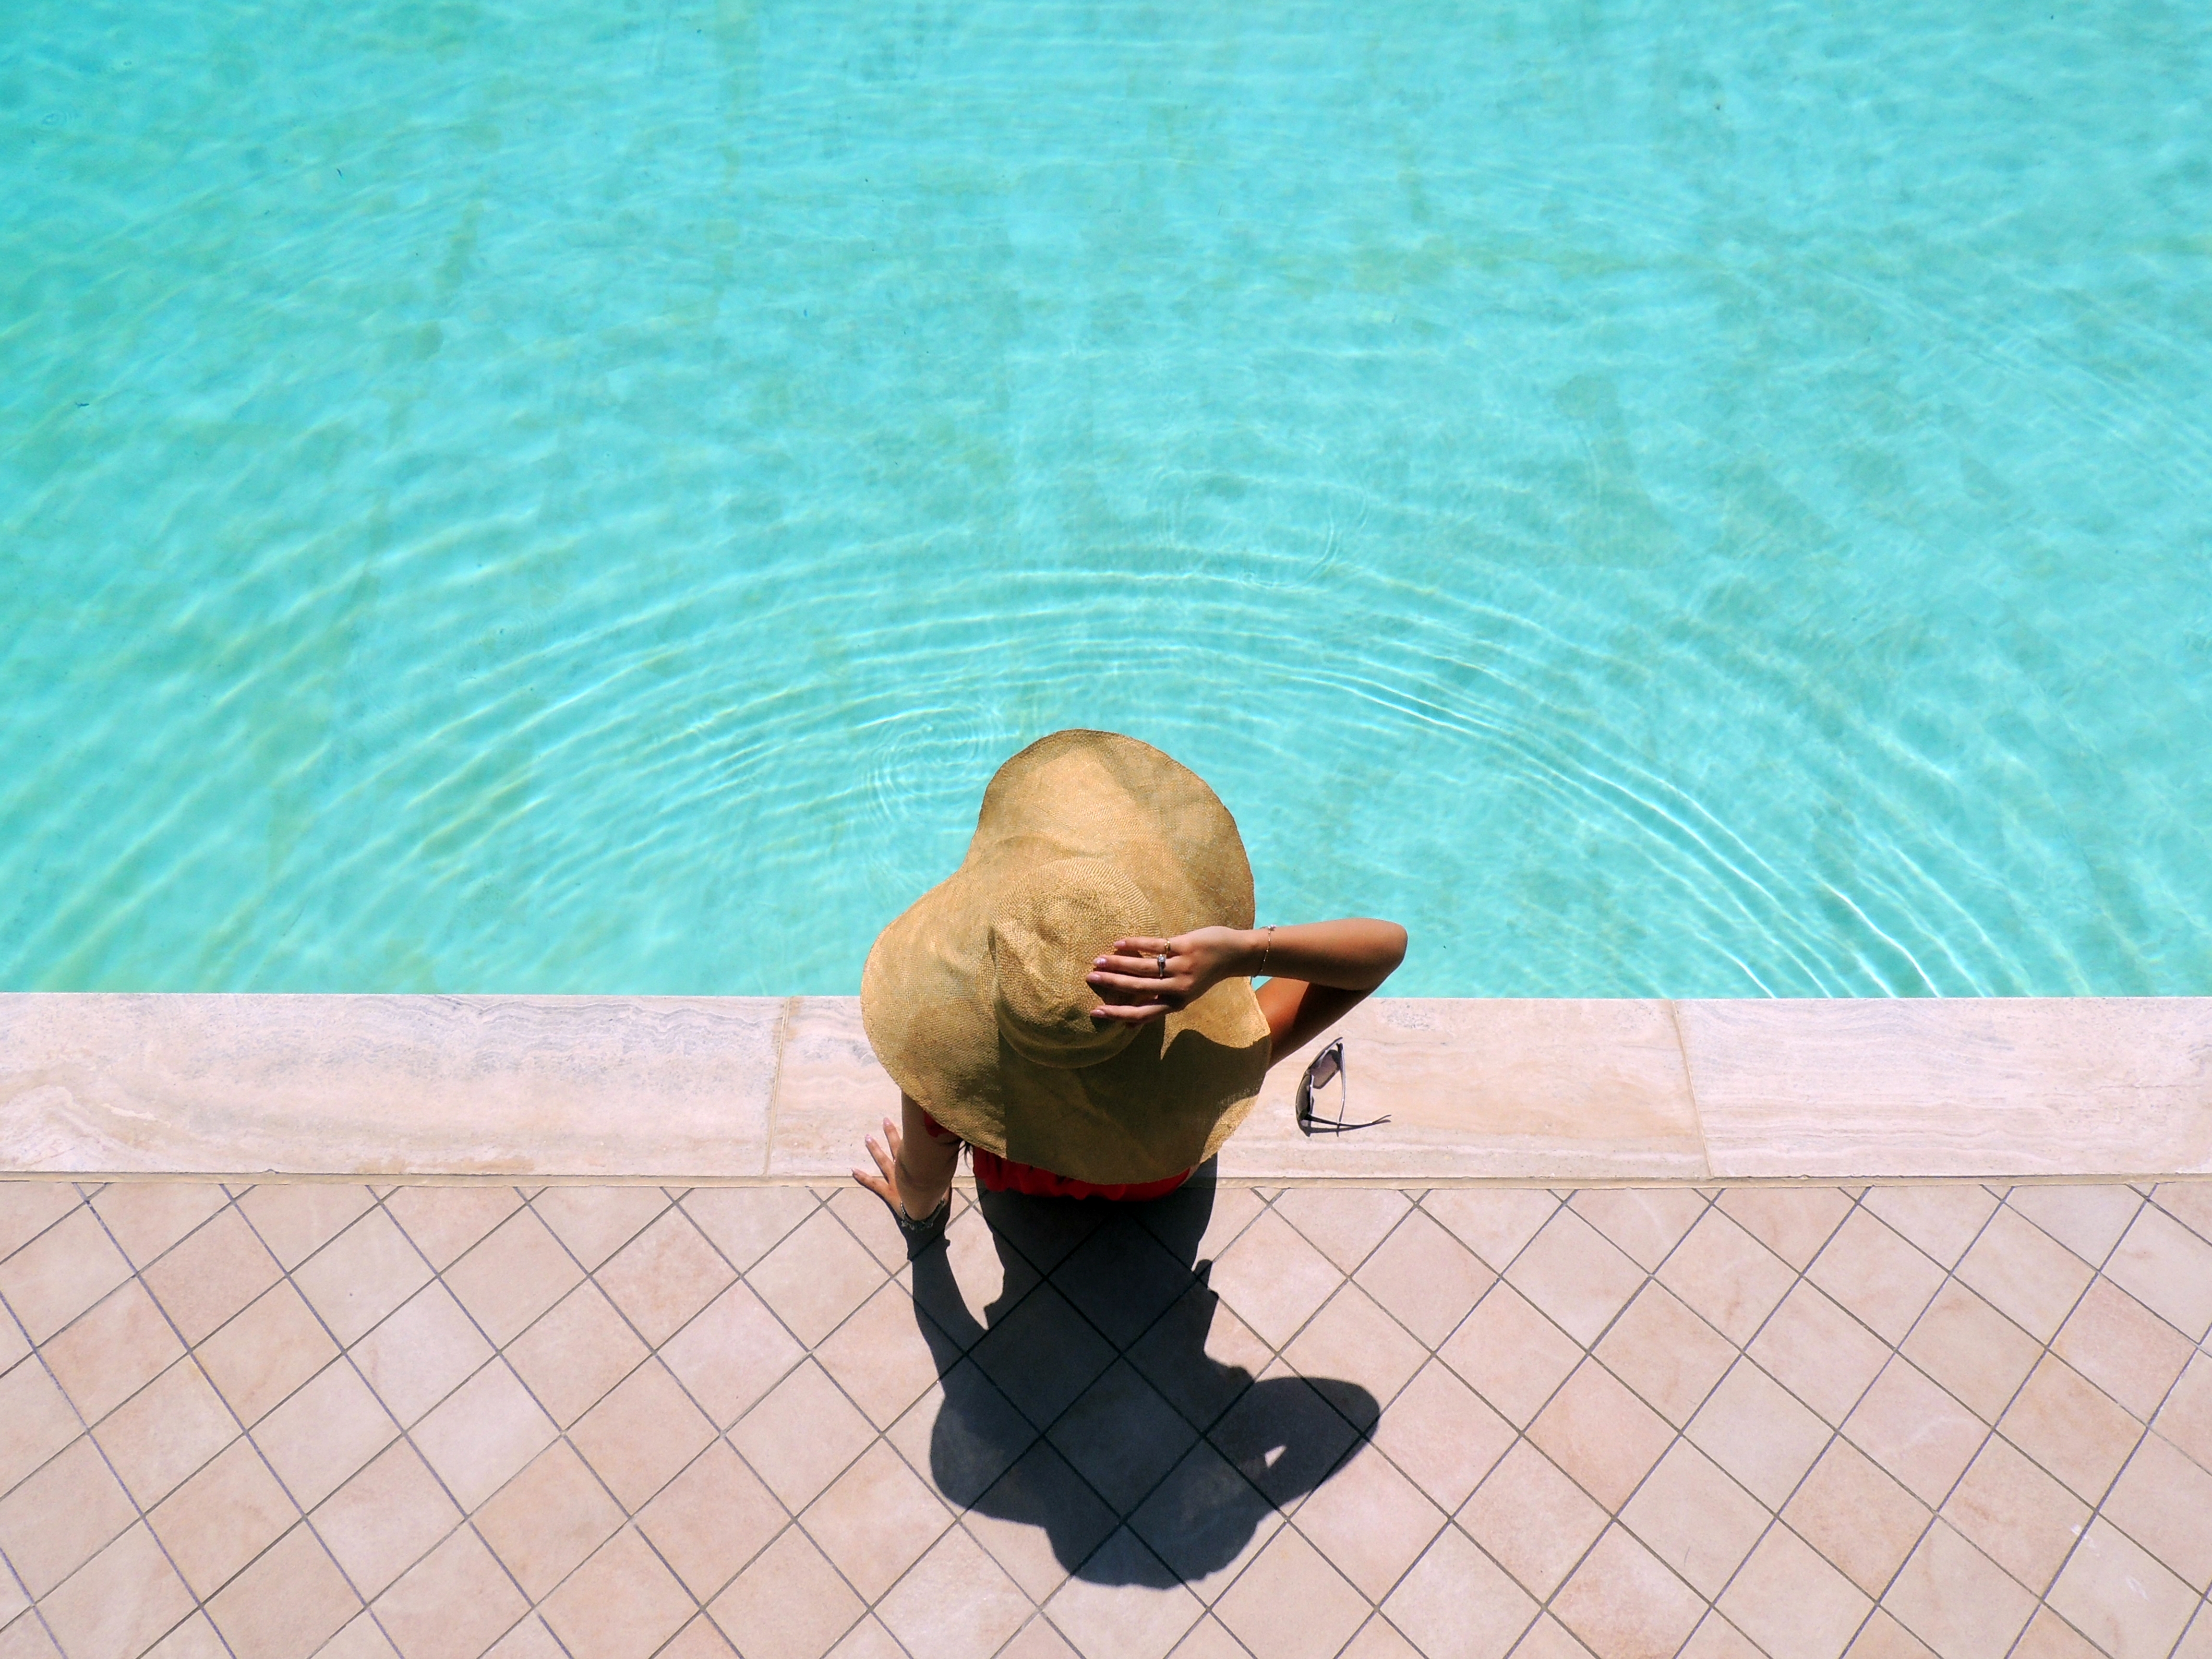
[0,1178,2207,1659]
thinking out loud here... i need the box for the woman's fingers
[854,1126,902,1208]
[1095,951,1173,975]
[853,1163,894,1203]
[1089,999,1170,1024]
[853,1167,893,1203]
[1087,968,1184,994]
[1092,938,1195,1020]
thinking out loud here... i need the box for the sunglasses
[1294,1038,1392,1135]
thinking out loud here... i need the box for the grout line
[752,1185,2185,1654]
[224,1181,650,1650]
[222,1185,482,1648]
[61,1190,264,1659]
[349,1196,583,1623]
[759,995,799,1180]
[1663,998,1716,1185]
[2144,1182,2212,1253]
[1431,1187,2011,1656]
[1829,1187,2125,1659]
[634,1189,886,1617]
[887,1190,1325,1627]
[0,1550,64,1659]
[15,1170,2212,1190]
[9,1179,2207,1656]
[1503,1204,1754,1650]
[1987,1216,2203,1659]
[30,1177,1544,1647]
[0,1270,159,1659]
[1203,1194,1519,1630]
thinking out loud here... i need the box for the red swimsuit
[919,1112,1192,1202]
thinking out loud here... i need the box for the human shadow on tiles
[905,1164,1377,1587]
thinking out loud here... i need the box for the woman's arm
[1087,917,1407,1064]
[853,1093,960,1221]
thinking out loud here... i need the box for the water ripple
[3,0,2208,995]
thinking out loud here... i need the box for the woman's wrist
[893,1154,951,1215]
[1236,926,1270,977]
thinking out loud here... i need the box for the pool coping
[1,993,2208,1185]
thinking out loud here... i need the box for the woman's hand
[1086,926,1254,1024]
[854,1099,958,1222]
[1086,917,1408,1030]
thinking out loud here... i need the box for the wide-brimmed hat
[861,730,1271,1185]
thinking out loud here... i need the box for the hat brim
[862,731,1271,1185]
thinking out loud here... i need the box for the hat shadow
[905,1165,1379,1588]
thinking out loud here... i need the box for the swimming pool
[4,0,2208,998]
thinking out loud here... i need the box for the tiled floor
[2,1178,2211,1659]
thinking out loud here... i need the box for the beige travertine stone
[0,994,781,1177]
[764,997,900,1178]
[1224,998,1706,1182]
[3,993,2211,1182]
[1680,998,2212,1179]
[767,996,1704,1182]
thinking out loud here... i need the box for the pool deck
[2,997,2211,1659]
[3,1175,2211,1659]
[3,995,2209,1184]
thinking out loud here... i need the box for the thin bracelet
[1260,924,1275,973]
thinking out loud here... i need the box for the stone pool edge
[1,994,2207,1185]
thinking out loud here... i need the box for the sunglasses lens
[1309,1050,1340,1089]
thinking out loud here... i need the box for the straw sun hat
[861,729,1272,1185]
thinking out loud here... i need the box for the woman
[855,729,1406,1231]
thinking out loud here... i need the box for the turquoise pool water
[4,0,2208,998]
